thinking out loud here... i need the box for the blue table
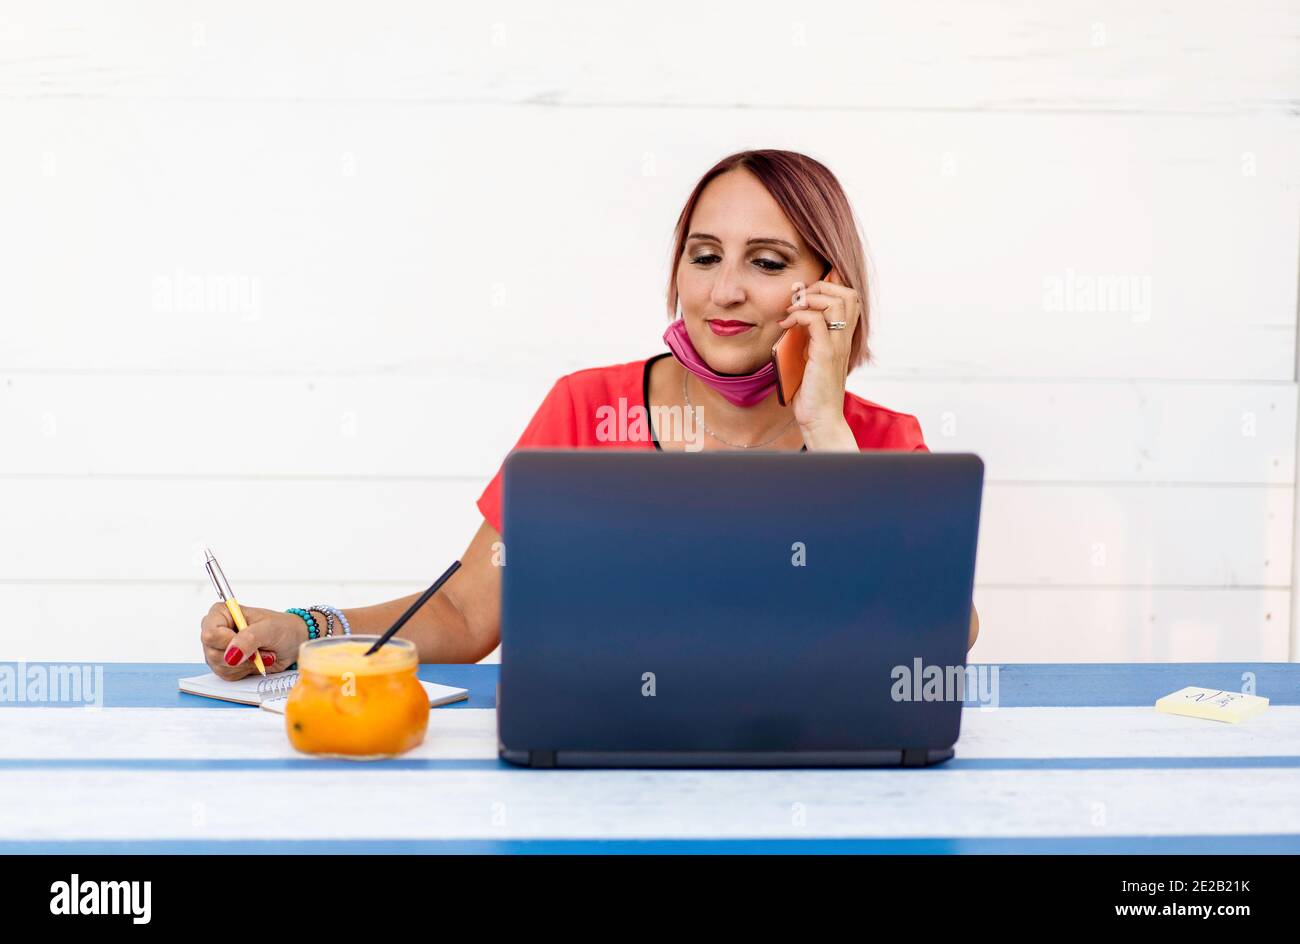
[1,663,1297,854]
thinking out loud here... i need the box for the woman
[199,149,980,676]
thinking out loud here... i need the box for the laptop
[497,449,984,768]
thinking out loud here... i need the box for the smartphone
[771,266,838,407]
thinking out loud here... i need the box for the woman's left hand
[777,273,862,451]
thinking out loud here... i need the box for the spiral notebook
[177,671,469,714]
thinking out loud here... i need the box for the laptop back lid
[499,450,984,757]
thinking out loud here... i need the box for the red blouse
[476,353,930,534]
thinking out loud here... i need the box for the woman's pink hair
[666,149,874,372]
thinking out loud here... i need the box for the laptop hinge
[533,750,556,768]
[901,749,928,767]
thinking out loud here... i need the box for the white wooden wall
[1,2,1297,663]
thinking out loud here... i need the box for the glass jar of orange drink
[284,636,428,759]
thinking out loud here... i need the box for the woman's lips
[707,319,756,336]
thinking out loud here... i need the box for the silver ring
[827,321,847,330]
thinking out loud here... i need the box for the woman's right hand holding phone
[200,603,308,679]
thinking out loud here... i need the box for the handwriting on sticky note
[1154,686,1269,724]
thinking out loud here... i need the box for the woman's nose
[709,264,746,307]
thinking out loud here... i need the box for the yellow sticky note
[1155,686,1269,724]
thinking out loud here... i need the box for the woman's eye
[689,253,786,271]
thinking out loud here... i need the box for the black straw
[364,560,462,656]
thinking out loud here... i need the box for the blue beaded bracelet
[285,607,320,641]
[308,607,333,637]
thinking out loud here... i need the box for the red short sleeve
[475,376,578,534]
[871,412,928,452]
[901,414,930,452]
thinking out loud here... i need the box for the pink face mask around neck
[662,317,778,408]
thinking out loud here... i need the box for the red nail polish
[263,651,275,665]
[225,647,243,666]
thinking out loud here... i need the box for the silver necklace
[682,372,798,449]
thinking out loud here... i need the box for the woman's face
[675,168,825,376]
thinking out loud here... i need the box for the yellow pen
[204,546,267,676]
